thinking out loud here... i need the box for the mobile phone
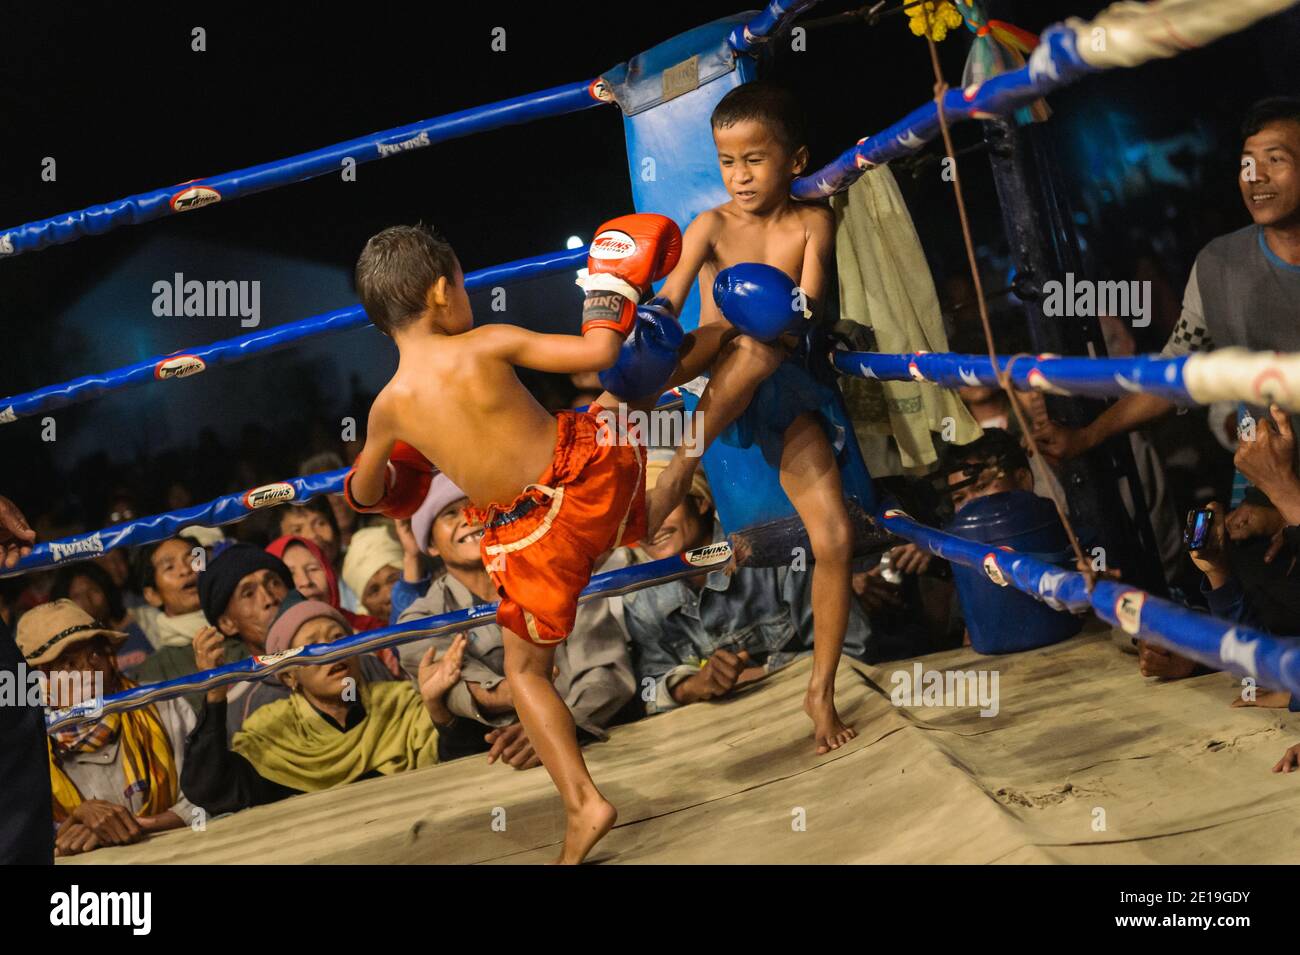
[1184,507,1213,551]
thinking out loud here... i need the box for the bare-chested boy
[645,82,858,754]
[345,214,681,862]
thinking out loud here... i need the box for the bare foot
[645,457,693,538]
[553,796,617,865]
[803,688,856,755]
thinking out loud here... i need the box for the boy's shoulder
[791,199,834,230]
[690,205,729,233]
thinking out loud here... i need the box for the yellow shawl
[48,682,178,823]
[231,680,439,793]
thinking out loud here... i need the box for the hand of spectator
[484,722,542,770]
[193,626,229,702]
[687,648,751,701]
[852,566,903,613]
[1226,501,1284,542]
[1188,501,1230,581]
[1137,641,1198,680]
[467,678,515,716]
[1273,743,1300,774]
[193,626,225,670]
[1235,404,1299,501]
[890,543,932,576]
[394,518,419,556]
[54,819,103,857]
[1262,526,1299,577]
[0,495,36,569]
[1031,419,1087,468]
[394,518,426,584]
[418,635,466,725]
[1230,688,1291,709]
[69,798,145,846]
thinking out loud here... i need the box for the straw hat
[15,599,128,667]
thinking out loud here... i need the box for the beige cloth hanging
[832,165,981,474]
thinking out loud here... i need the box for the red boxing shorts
[464,405,646,646]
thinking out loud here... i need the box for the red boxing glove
[578,213,682,337]
[343,440,435,519]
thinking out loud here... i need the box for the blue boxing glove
[713,263,810,342]
[598,297,685,401]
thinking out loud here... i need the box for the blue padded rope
[1,80,608,258]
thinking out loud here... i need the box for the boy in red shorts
[345,214,681,863]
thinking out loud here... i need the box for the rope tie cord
[920,4,1096,590]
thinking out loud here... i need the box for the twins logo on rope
[243,483,296,509]
[154,353,207,380]
[1252,365,1295,407]
[169,183,222,212]
[683,541,732,568]
[252,646,307,668]
[981,550,1010,588]
[1114,590,1146,635]
[49,533,105,563]
[376,130,431,158]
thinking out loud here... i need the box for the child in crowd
[342,525,404,621]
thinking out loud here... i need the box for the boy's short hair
[1242,96,1300,140]
[355,224,459,336]
[710,82,807,153]
[940,428,1030,482]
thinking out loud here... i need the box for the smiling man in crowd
[1036,96,1300,466]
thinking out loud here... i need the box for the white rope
[1069,0,1299,70]
[1183,348,1300,410]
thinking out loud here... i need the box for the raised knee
[808,521,853,563]
[725,334,781,370]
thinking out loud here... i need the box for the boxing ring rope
[793,0,1299,199]
[41,493,1300,733]
[874,508,1300,699]
[5,0,1289,426]
[9,0,1286,260]
[0,80,610,258]
[0,247,587,425]
[727,0,823,52]
[43,541,736,732]
[19,0,1300,730]
[834,348,1300,412]
[4,468,345,579]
